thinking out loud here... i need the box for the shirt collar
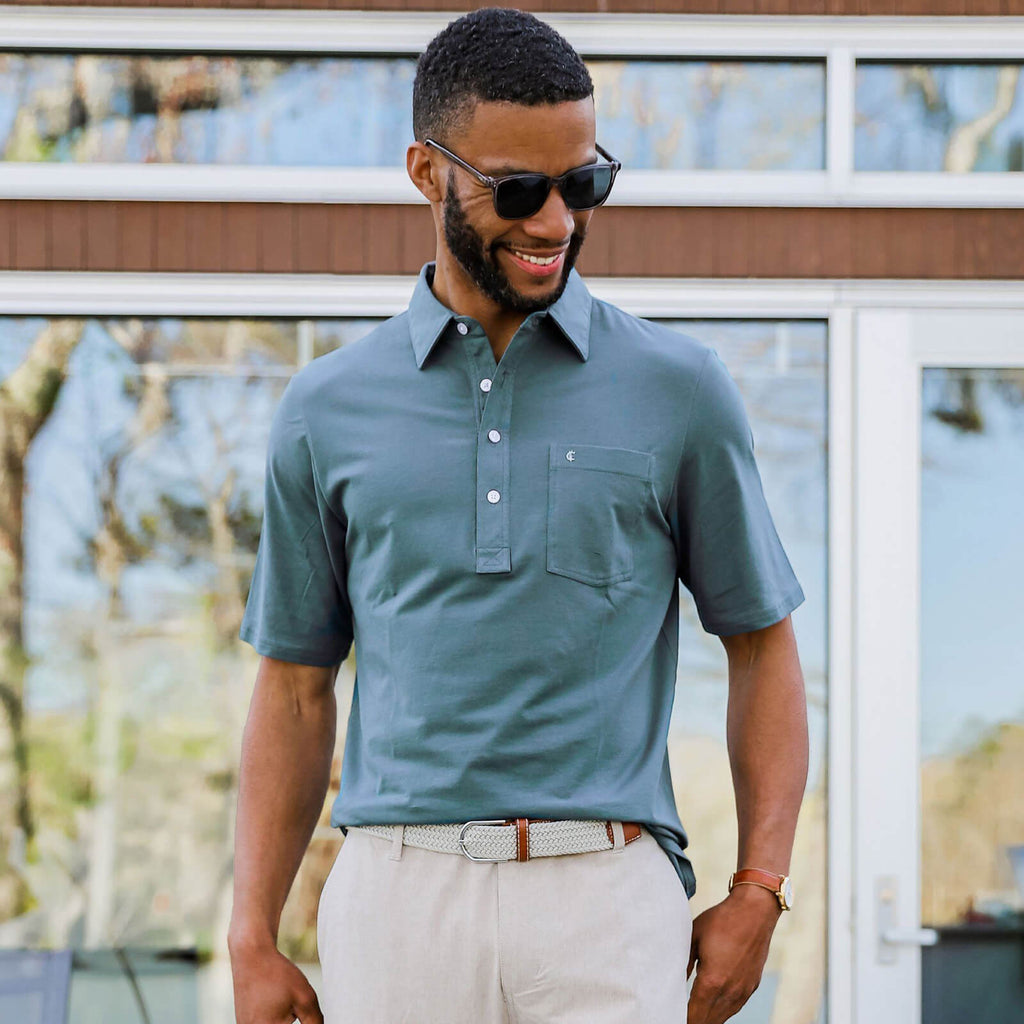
[408,261,592,369]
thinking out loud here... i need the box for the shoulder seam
[293,385,348,529]
[667,345,713,516]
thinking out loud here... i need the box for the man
[228,8,808,1024]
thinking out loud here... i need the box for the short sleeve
[238,378,354,666]
[670,347,805,636]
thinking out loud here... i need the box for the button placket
[460,326,497,428]
[459,317,534,576]
[475,372,512,573]
[471,343,528,576]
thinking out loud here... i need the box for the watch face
[783,877,794,908]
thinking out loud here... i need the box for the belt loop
[389,824,405,861]
[610,820,625,852]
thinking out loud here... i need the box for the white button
[456,322,469,335]
[486,490,501,504]
[479,378,492,393]
[487,429,501,443]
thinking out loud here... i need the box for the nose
[521,182,575,242]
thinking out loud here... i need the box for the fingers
[688,966,724,1021]
[687,973,726,1024]
[687,969,760,1024]
[293,981,325,1024]
[230,949,324,1024]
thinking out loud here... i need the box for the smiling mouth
[503,246,566,278]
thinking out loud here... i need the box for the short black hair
[413,7,594,145]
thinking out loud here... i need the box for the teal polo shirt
[239,260,805,898]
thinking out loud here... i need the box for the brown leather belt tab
[606,821,643,847]
[501,818,643,861]
[516,817,529,861]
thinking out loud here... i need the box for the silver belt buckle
[457,819,511,861]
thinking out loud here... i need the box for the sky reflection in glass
[856,62,1024,171]
[0,53,825,171]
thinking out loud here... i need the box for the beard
[441,171,585,314]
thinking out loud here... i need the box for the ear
[407,142,444,204]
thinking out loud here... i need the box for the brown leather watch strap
[730,867,784,892]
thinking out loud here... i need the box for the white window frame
[0,9,1022,206]
[2,266,1023,1021]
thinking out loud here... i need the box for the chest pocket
[546,442,655,587]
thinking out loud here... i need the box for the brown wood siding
[1,201,1021,278]
[2,0,1023,14]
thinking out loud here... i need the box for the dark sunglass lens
[494,176,550,219]
[562,166,614,210]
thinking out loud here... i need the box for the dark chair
[0,948,72,1023]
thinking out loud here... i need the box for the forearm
[228,660,338,952]
[724,618,808,874]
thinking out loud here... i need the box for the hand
[686,884,782,1024]
[229,936,325,1024]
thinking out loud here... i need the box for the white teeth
[511,249,559,266]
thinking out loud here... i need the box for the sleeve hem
[238,626,347,667]
[698,583,806,637]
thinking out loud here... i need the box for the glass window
[0,315,382,1017]
[856,61,1024,172]
[592,60,825,170]
[920,368,1024,922]
[0,53,417,166]
[919,367,1024,1019]
[0,52,825,172]
[3,314,827,1022]
[312,318,386,358]
[654,320,828,1024]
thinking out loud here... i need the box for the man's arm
[686,614,809,1024]
[228,655,339,1024]
[723,613,808,891]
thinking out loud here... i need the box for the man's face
[437,98,598,314]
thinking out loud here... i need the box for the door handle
[881,927,940,946]
[876,874,941,964]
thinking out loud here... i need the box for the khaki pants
[316,822,692,1023]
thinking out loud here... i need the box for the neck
[430,250,529,360]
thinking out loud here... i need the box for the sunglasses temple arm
[430,142,497,188]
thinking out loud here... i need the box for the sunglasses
[424,138,621,220]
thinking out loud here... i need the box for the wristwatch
[728,868,794,911]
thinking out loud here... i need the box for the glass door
[852,311,1024,1024]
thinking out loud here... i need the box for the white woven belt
[347,818,640,862]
